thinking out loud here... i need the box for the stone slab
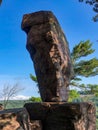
[24,102,96,130]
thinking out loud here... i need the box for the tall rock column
[21,11,96,130]
[21,11,73,102]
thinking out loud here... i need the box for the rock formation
[21,11,96,130]
[0,104,4,111]
[24,102,96,130]
[0,10,96,130]
[0,108,31,130]
[21,11,73,102]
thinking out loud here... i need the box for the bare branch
[0,83,24,109]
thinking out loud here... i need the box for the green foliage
[86,84,98,95]
[30,74,38,83]
[80,84,98,98]
[29,96,41,102]
[68,90,80,102]
[74,58,98,77]
[0,100,30,109]
[95,93,98,97]
[71,40,98,88]
[71,40,94,61]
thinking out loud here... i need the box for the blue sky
[0,0,98,99]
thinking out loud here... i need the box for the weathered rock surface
[24,102,96,130]
[21,11,73,102]
[0,104,4,110]
[21,11,96,130]
[30,120,42,130]
[0,108,31,130]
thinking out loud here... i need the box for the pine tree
[71,40,98,79]
[71,40,98,93]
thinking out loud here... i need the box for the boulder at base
[24,102,96,130]
[0,108,31,130]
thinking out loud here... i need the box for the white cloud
[11,95,30,100]
[0,95,30,100]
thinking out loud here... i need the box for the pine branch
[30,74,38,83]
[74,58,98,77]
[71,40,95,62]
